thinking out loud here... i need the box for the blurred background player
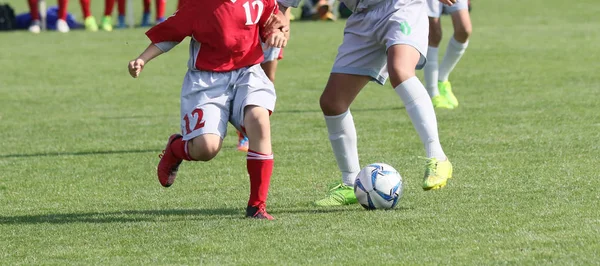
[141,0,166,26]
[79,0,98,31]
[301,0,336,21]
[128,0,288,219]
[27,0,112,32]
[100,0,125,30]
[101,0,166,30]
[28,0,69,33]
[423,0,472,109]
[303,0,456,206]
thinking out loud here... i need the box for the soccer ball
[354,163,403,210]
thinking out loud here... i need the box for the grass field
[1,0,599,264]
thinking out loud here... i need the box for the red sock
[155,0,165,19]
[246,150,274,207]
[28,0,40,20]
[143,0,150,13]
[58,0,68,20]
[80,0,91,18]
[117,0,125,16]
[170,137,192,161]
[104,0,115,16]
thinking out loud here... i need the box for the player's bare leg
[437,9,471,107]
[450,9,472,44]
[314,74,370,207]
[243,105,274,220]
[260,60,279,83]
[186,134,222,161]
[387,44,452,190]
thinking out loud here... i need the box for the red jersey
[146,0,278,72]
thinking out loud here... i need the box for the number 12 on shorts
[183,108,205,135]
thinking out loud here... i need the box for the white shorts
[426,0,468,18]
[331,0,429,85]
[179,65,276,141]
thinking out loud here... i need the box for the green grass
[1,0,600,264]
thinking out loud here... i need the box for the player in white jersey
[280,0,456,206]
[423,0,472,109]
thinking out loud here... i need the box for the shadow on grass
[276,106,405,114]
[0,149,159,159]
[0,208,241,224]
[0,206,368,224]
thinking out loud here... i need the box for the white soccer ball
[354,163,403,210]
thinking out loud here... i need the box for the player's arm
[129,5,193,78]
[260,0,287,47]
[128,44,163,78]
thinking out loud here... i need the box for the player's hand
[263,13,290,38]
[438,0,457,5]
[266,31,287,48]
[128,58,145,78]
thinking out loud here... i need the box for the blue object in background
[15,6,80,30]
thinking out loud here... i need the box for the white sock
[395,77,446,160]
[324,110,360,186]
[423,46,439,97]
[439,37,469,82]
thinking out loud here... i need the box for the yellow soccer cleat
[432,95,454,109]
[438,81,458,107]
[100,16,113,32]
[84,16,98,32]
[422,158,453,191]
[314,183,357,206]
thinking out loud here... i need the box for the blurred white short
[426,0,468,18]
[332,0,429,85]
[179,65,276,141]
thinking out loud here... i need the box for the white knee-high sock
[324,110,360,186]
[395,77,446,160]
[439,37,469,82]
[423,46,439,97]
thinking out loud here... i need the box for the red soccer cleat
[245,204,274,220]
[157,134,183,187]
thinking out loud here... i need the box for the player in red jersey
[27,0,69,33]
[237,9,290,152]
[140,0,166,26]
[26,0,114,32]
[100,0,166,30]
[128,0,288,220]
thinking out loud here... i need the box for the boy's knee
[428,19,442,46]
[454,27,472,43]
[320,92,347,116]
[388,64,416,85]
[244,106,270,126]
[188,136,221,161]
